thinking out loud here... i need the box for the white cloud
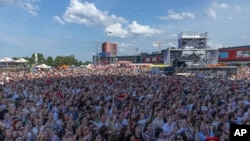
[127,21,162,36]
[153,41,176,48]
[105,21,163,38]
[54,0,163,38]
[205,2,231,20]
[60,0,126,26]
[0,0,40,16]
[227,16,233,20]
[166,42,176,47]
[153,42,160,47]
[105,23,129,38]
[240,35,248,39]
[17,1,38,17]
[159,10,195,20]
[119,43,129,48]
[53,16,65,25]
[211,2,229,9]
[119,48,125,52]
[207,42,224,49]
[205,8,217,20]
[169,34,177,38]
[235,5,241,14]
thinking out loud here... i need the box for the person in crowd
[143,123,154,141]
[154,127,165,141]
[152,109,165,130]
[118,125,131,141]
[174,131,188,141]
[75,124,92,141]
[130,124,144,141]
[3,128,15,141]
[92,132,102,141]
[0,65,249,141]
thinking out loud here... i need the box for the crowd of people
[0,66,249,141]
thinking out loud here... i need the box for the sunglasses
[19,128,24,131]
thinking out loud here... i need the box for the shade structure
[15,58,29,63]
[0,57,14,62]
[36,64,51,69]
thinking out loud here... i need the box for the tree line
[13,53,91,66]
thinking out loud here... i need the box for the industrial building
[92,33,250,66]
[218,45,250,65]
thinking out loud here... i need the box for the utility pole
[154,42,163,53]
[158,43,162,53]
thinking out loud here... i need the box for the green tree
[78,61,83,66]
[54,55,81,66]
[31,53,45,64]
[54,56,65,66]
[82,60,92,65]
[11,53,86,67]
[12,57,18,60]
[46,56,54,66]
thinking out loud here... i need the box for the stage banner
[236,50,250,58]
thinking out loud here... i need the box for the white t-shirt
[152,118,164,129]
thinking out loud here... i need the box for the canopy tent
[0,57,15,62]
[36,64,51,69]
[58,64,68,69]
[15,58,29,63]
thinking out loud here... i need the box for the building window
[145,58,150,62]
[152,57,157,62]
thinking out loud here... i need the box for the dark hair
[109,133,119,141]
[154,127,163,138]
[99,125,108,139]
[216,122,224,132]
[26,100,33,103]
[132,124,141,134]
[228,112,235,120]
[0,132,5,141]
[92,132,101,141]
[175,131,187,141]
[143,122,151,132]
[119,125,129,139]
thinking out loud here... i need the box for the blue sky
[0,0,249,62]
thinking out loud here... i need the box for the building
[178,32,208,49]
[155,32,215,67]
[101,42,117,56]
[93,55,140,65]
[141,48,218,67]
[93,33,249,67]
[0,57,29,71]
[93,32,215,66]
[143,52,163,64]
[218,45,250,65]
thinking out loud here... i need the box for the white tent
[36,64,51,69]
[15,58,29,63]
[0,57,15,62]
